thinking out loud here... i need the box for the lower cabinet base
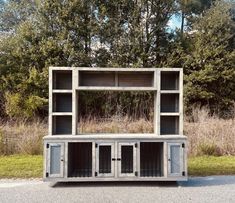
[43,135,187,182]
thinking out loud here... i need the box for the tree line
[0,0,234,119]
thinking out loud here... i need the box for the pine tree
[183,0,235,115]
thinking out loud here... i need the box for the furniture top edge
[43,134,187,140]
[49,67,183,72]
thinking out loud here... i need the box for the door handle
[117,158,121,161]
[61,159,64,161]
[168,158,171,161]
[112,158,116,161]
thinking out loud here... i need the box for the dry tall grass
[0,120,47,155]
[0,107,234,156]
[79,116,153,133]
[185,107,235,156]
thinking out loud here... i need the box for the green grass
[0,155,234,178]
[188,156,235,176]
[0,155,43,178]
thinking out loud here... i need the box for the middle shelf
[76,86,157,91]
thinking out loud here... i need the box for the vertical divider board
[48,67,53,135]
[72,68,78,135]
[92,142,96,177]
[154,70,161,135]
[64,141,68,178]
[154,69,161,135]
[179,69,183,135]
[163,142,168,177]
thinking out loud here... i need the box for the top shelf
[77,86,157,91]
[79,71,154,88]
[51,68,182,91]
[161,71,179,90]
[53,70,72,90]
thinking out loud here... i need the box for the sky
[168,15,182,30]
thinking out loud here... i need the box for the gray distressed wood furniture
[43,67,187,182]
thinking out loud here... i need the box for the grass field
[0,155,234,178]
[0,155,43,178]
[188,156,235,176]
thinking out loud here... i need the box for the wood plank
[52,90,73,93]
[76,87,157,91]
[118,72,153,87]
[79,71,115,86]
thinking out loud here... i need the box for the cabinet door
[47,143,64,178]
[118,143,137,177]
[168,143,184,176]
[96,143,115,177]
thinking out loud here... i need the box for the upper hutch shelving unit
[44,67,187,182]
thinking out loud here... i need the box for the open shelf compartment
[140,142,163,177]
[52,115,72,135]
[161,93,179,113]
[161,71,179,90]
[53,70,72,90]
[68,142,92,177]
[53,93,72,112]
[160,116,179,135]
[79,71,154,87]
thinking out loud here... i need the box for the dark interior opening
[52,116,72,135]
[79,71,154,87]
[140,142,163,177]
[118,72,154,87]
[161,94,179,112]
[121,146,133,173]
[161,71,179,90]
[99,146,111,173]
[53,70,72,89]
[79,71,115,86]
[53,93,72,112]
[68,142,92,177]
[160,116,179,135]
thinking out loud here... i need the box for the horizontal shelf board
[159,68,182,71]
[160,90,180,94]
[160,113,180,116]
[55,67,156,71]
[44,134,187,140]
[76,87,157,91]
[51,112,73,116]
[50,67,182,72]
[50,66,74,71]
[52,90,73,93]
